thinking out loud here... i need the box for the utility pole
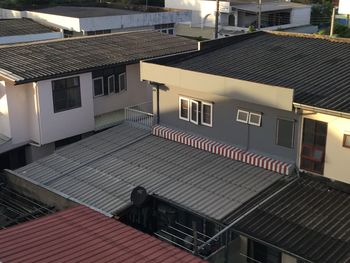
[330,7,336,37]
[257,0,262,30]
[214,0,220,39]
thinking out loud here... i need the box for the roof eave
[293,102,350,119]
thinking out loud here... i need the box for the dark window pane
[276,119,294,148]
[119,73,127,91]
[180,99,189,119]
[108,76,115,93]
[94,78,103,96]
[52,77,81,113]
[202,104,212,125]
[191,101,198,123]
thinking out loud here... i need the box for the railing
[124,102,154,130]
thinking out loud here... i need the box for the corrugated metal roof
[233,176,350,263]
[0,205,207,263]
[154,31,350,114]
[0,18,55,37]
[14,123,288,221]
[0,31,197,84]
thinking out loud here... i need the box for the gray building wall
[154,85,300,163]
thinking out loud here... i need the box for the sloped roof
[233,175,350,263]
[0,205,207,263]
[13,123,287,221]
[0,19,55,37]
[152,31,350,114]
[0,31,197,84]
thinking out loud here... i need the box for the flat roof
[231,1,309,13]
[33,6,143,18]
[150,31,350,114]
[13,123,288,222]
[0,205,207,263]
[0,18,55,37]
[233,175,350,262]
[0,31,197,84]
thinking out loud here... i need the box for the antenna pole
[214,0,220,39]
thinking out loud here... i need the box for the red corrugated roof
[0,205,207,263]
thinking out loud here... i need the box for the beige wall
[176,23,214,39]
[299,111,350,184]
[0,80,11,138]
[94,64,152,116]
[282,253,297,263]
[37,73,95,145]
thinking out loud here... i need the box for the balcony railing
[124,102,154,130]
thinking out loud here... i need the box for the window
[93,77,104,97]
[179,97,189,121]
[300,118,327,174]
[190,100,199,125]
[276,119,295,148]
[236,110,249,123]
[248,240,281,263]
[52,76,81,113]
[118,73,127,92]
[108,75,115,93]
[249,112,262,126]
[201,102,213,127]
[343,134,350,148]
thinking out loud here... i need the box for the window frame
[201,101,213,127]
[249,112,262,127]
[108,75,115,94]
[343,133,350,148]
[118,72,127,92]
[93,77,105,97]
[52,76,81,113]
[236,109,249,124]
[179,97,190,121]
[276,118,295,148]
[190,100,200,125]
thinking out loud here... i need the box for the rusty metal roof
[0,205,207,263]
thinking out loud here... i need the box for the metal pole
[258,0,262,30]
[156,84,160,124]
[214,0,220,39]
[193,221,198,255]
[330,7,336,37]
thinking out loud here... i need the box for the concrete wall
[36,73,95,145]
[282,253,297,263]
[0,81,11,138]
[176,23,214,39]
[94,63,152,116]
[298,111,350,184]
[153,85,299,162]
[0,32,63,45]
[290,7,311,26]
[0,8,23,19]
[25,11,81,31]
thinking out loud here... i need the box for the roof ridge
[265,30,350,43]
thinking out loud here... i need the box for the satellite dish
[130,186,148,207]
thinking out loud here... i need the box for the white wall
[291,7,311,26]
[25,11,81,31]
[79,11,191,32]
[0,32,63,45]
[0,8,23,19]
[37,73,95,145]
[298,111,350,184]
[165,0,202,11]
[0,81,11,138]
[94,63,152,116]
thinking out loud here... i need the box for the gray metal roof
[233,175,350,263]
[0,31,197,84]
[14,124,287,221]
[0,19,55,37]
[33,6,142,18]
[153,31,350,114]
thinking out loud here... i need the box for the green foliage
[247,25,255,33]
[311,2,333,26]
[318,23,350,38]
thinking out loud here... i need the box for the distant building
[0,6,192,37]
[0,18,62,44]
[165,0,313,38]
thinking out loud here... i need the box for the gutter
[293,102,350,119]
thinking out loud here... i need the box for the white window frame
[179,97,190,121]
[93,77,104,97]
[190,100,199,125]
[108,75,115,94]
[118,73,127,92]
[249,112,262,127]
[201,101,213,127]
[236,109,249,124]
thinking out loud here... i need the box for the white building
[0,6,192,37]
[0,31,197,168]
[0,18,62,44]
[165,0,313,38]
